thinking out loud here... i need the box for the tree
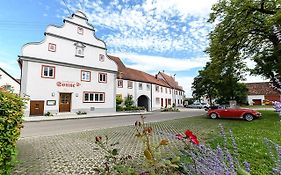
[192,61,248,105]
[208,0,281,90]
[192,62,218,105]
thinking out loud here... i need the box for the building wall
[116,79,184,111]
[247,95,264,105]
[0,69,20,94]
[22,61,116,115]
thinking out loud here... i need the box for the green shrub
[116,96,124,111]
[76,111,87,115]
[44,111,53,116]
[0,89,25,174]
[124,95,134,108]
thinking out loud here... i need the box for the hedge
[0,89,25,174]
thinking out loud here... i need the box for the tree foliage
[0,89,25,174]
[193,0,280,103]
[208,0,281,89]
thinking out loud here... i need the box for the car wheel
[210,113,217,119]
[244,114,254,121]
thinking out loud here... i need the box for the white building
[110,56,185,111]
[0,67,20,93]
[18,11,185,116]
[19,11,118,116]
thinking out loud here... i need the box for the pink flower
[176,134,183,140]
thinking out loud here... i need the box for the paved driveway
[13,110,205,175]
[21,109,205,138]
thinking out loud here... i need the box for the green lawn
[162,110,280,175]
[240,105,274,109]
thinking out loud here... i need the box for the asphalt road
[20,109,206,138]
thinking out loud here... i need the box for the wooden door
[59,93,71,112]
[30,101,44,116]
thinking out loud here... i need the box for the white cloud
[111,52,209,72]
[176,76,194,97]
[59,0,217,54]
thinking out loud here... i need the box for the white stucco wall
[247,95,265,105]
[0,69,20,94]
[22,61,116,115]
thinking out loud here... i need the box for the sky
[0,0,268,97]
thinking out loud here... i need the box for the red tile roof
[246,82,280,96]
[109,55,175,88]
[157,72,183,91]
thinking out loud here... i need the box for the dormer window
[99,54,105,62]
[74,42,86,57]
[77,26,84,35]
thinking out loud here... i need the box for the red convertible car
[207,107,261,121]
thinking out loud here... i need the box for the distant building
[246,82,281,105]
[0,67,20,93]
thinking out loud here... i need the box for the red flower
[184,130,193,137]
[175,134,183,140]
[184,130,200,145]
[189,135,199,145]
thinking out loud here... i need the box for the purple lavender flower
[243,161,251,173]
[264,138,281,174]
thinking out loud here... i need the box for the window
[146,84,150,91]
[165,87,167,93]
[155,85,159,92]
[77,26,84,35]
[41,65,55,78]
[99,54,105,62]
[98,73,107,83]
[48,43,56,52]
[161,87,163,93]
[139,83,143,90]
[81,70,91,82]
[169,88,171,94]
[0,74,2,79]
[178,99,180,104]
[156,97,160,104]
[118,80,123,88]
[83,92,105,103]
[74,42,86,57]
[128,81,133,89]
[168,99,171,105]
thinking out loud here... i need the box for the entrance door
[59,93,72,112]
[30,101,44,116]
[161,98,163,107]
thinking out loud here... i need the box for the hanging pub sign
[56,81,81,87]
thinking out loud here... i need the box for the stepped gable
[109,55,170,87]
[246,82,280,96]
[158,71,183,91]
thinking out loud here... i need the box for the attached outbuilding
[0,67,20,93]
